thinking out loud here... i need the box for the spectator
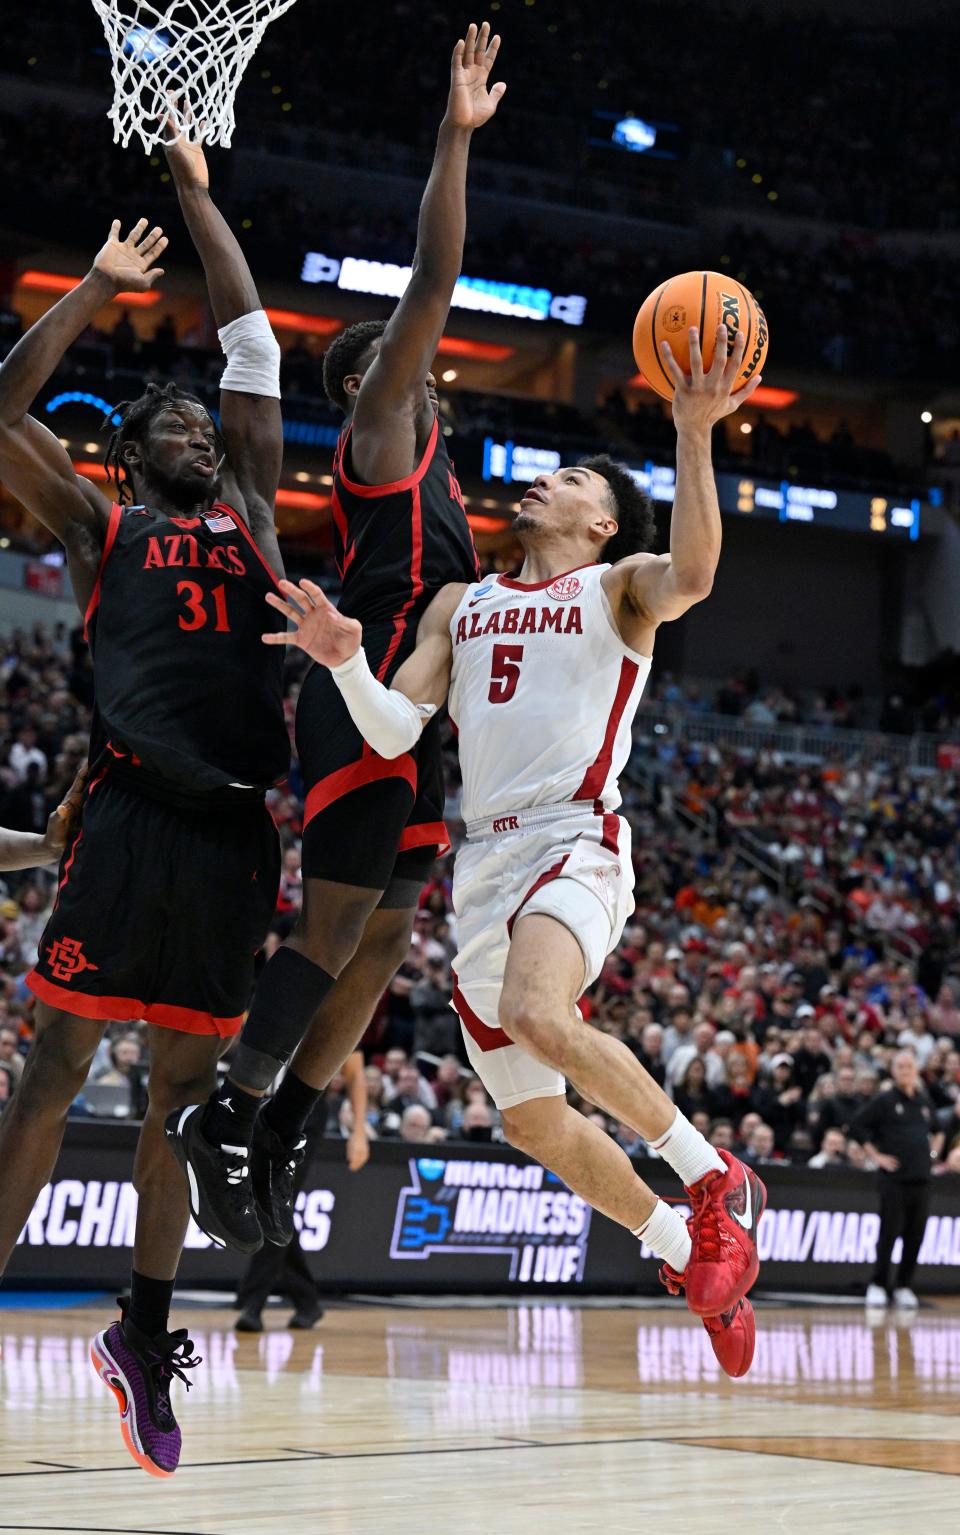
[671,1055,714,1121]
[460,1100,494,1142]
[709,1118,736,1150]
[791,1026,834,1097]
[400,1104,432,1143]
[743,1122,778,1165]
[853,1051,936,1308]
[810,1063,865,1138]
[808,1127,848,1169]
[752,1055,806,1151]
[385,1062,438,1118]
[666,1020,724,1090]
[8,726,47,784]
[411,958,457,1055]
[0,1025,23,1085]
[625,1020,666,1087]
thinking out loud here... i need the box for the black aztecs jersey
[84,501,290,792]
[331,414,479,663]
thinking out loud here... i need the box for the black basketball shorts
[27,765,280,1037]
[296,659,449,891]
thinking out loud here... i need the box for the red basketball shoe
[683,1149,766,1318]
[659,1263,757,1379]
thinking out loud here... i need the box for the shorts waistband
[465,801,599,841]
[105,758,266,814]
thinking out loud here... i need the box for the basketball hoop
[90,0,300,153]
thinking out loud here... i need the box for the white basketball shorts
[450,805,634,1109]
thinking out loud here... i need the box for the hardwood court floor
[1,1298,959,1534]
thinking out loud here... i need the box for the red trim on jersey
[52,755,112,912]
[506,854,571,937]
[397,820,450,858]
[497,561,595,593]
[573,658,640,802]
[303,752,418,828]
[374,479,425,682]
[219,502,284,591]
[336,414,440,498]
[82,501,124,642]
[329,483,355,577]
[25,972,243,1037]
[600,811,621,853]
[452,973,512,1052]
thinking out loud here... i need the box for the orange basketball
[633,271,769,401]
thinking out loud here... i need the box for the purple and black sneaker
[90,1300,201,1477]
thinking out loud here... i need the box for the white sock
[633,1198,691,1274]
[651,1109,725,1188]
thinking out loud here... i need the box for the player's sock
[127,1271,175,1338]
[650,1109,725,1188]
[230,948,337,1093]
[633,1198,691,1274]
[262,1070,321,1146]
[202,1080,262,1149]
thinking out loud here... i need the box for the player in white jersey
[264,325,765,1376]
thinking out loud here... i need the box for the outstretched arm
[262,579,462,756]
[164,125,283,574]
[350,22,506,485]
[0,763,87,871]
[605,324,762,653]
[0,219,167,604]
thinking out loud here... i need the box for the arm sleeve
[331,647,436,759]
[218,310,281,398]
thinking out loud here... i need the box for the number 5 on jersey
[488,643,524,703]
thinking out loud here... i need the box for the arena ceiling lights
[18,270,161,308]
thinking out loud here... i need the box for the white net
[90,0,300,153]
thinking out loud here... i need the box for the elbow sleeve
[218,310,281,399]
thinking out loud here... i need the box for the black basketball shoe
[165,1103,263,1253]
[251,1115,307,1246]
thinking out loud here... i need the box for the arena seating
[3,620,958,1174]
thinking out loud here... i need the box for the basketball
[632,270,769,400]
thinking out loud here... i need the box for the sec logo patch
[547,575,583,602]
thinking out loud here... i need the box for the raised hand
[162,101,209,190]
[263,578,363,669]
[660,325,762,431]
[92,218,168,294]
[446,21,506,131]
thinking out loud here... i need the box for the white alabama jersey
[448,563,651,824]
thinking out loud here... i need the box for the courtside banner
[7,1125,960,1294]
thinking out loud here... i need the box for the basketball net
[90,0,300,152]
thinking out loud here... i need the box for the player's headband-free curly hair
[578,454,657,561]
[321,319,388,411]
[102,382,222,499]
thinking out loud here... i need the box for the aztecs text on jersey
[84,501,290,792]
[448,563,652,823]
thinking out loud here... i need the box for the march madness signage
[7,1125,960,1294]
[389,1156,591,1284]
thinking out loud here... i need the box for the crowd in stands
[3,620,960,1176]
[646,669,960,738]
[0,0,958,395]
[4,0,959,234]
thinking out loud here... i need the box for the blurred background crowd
[2,0,960,1180]
[3,618,960,1177]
